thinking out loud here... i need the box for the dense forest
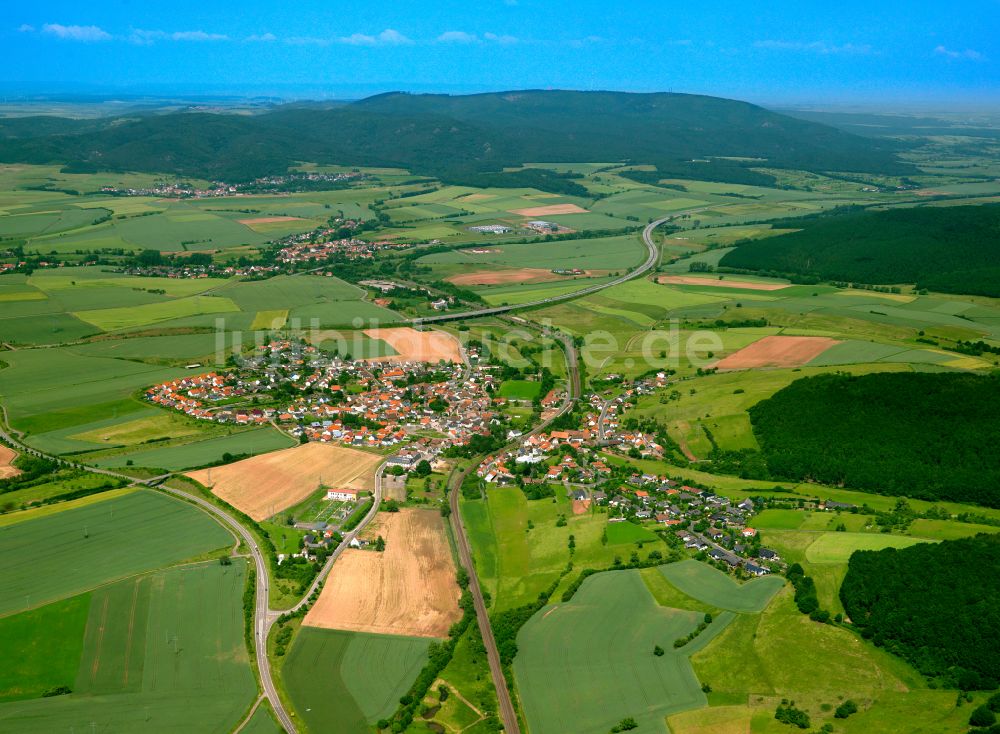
[720,204,1000,297]
[748,372,1000,507]
[0,90,911,188]
[840,534,1000,689]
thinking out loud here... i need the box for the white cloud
[129,28,228,44]
[754,39,872,55]
[18,24,35,33]
[246,32,277,42]
[337,28,412,46]
[437,30,478,43]
[934,45,985,60]
[484,32,518,44]
[42,23,112,42]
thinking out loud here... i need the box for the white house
[326,487,360,501]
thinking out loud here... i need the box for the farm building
[326,487,360,501]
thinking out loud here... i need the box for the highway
[0,216,660,732]
[445,326,579,734]
[415,215,669,325]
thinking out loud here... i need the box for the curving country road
[0,413,392,734]
[0,216,662,733]
[415,215,669,325]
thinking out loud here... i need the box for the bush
[834,699,858,718]
[971,706,999,728]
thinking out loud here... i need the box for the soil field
[714,335,840,370]
[304,508,462,638]
[658,275,790,290]
[364,327,463,364]
[0,445,20,479]
[188,442,382,521]
[510,203,589,216]
[571,499,591,515]
[447,268,584,286]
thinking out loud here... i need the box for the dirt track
[714,335,840,370]
[303,508,461,638]
[365,327,463,363]
[187,442,381,521]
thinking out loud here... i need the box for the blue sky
[3,1,998,105]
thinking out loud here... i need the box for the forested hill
[0,90,911,187]
[720,204,1000,297]
[840,534,1000,690]
[748,372,1000,507]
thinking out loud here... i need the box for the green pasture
[803,532,932,564]
[514,569,728,734]
[0,594,90,701]
[0,562,256,733]
[95,427,296,470]
[498,380,543,400]
[283,627,430,734]
[690,585,935,730]
[605,520,659,544]
[462,487,665,610]
[0,489,232,616]
[657,560,784,613]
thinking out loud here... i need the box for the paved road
[0,415,394,734]
[445,327,579,734]
[287,459,388,616]
[597,396,615,442]
[415,215,669,325]
[0,216,659,731]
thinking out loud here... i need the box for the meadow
[657,560,783,613]
[282,627,430,734]
[0,489,232,615]
[687,584,961,734]
[461,486,669,611]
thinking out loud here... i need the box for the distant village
[100,171,362,198]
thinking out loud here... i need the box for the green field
[803,532,932,564]
[515,569,730,734]
[657,560,784,613]
[95,427,297,470]
[461,487,667,610]
[0,595,90,701]
[0,562,256,733]
[0,489,232,615]
[689,584,944,732]
[497,379,543,400]
[283,627,431,733]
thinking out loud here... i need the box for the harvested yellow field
[304,508,462,638]
[364,327,463,364]
[187,442,382,521]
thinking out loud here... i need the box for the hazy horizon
[3,1,998,108]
